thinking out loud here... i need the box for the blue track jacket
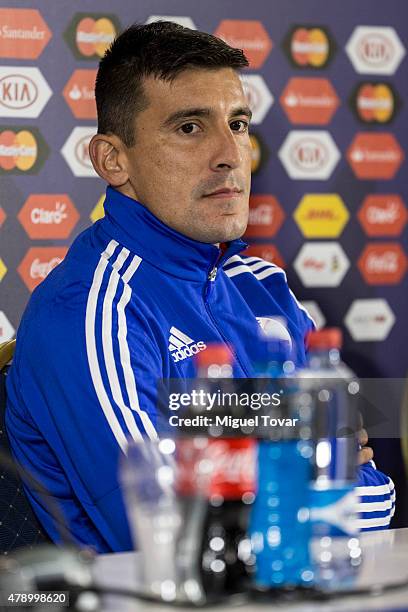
[6,187,395,552]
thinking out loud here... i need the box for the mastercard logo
[0,127,47,174]
[283,26,335,69]
[351,82,398,124]
[0,129,36,171]
[64,13,121,60]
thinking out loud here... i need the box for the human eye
[178,122,201,135]
[230,119,249,133]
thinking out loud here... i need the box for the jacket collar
[100,186,247,281]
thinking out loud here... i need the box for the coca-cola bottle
[175,344,256,603]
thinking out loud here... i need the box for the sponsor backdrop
[1,1,407,522]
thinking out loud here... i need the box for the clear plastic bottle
[302,328,362,591]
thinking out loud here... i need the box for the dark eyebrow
[161,105,253,129]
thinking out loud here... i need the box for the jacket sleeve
[355,461,395,531]
[6,284,163,553]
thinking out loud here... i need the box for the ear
[89,133,129,187]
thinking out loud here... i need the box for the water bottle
[302,328,362,591]
[249,330,314,591]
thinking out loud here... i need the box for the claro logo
[18,194,79,239]
[358,194,407,237]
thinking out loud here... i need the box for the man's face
[120,67,252,243]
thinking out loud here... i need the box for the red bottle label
[176,438,256,499]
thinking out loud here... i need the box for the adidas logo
[168,326,207,363]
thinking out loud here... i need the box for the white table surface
[93,528,408,611]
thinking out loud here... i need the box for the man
[6,22,395,553]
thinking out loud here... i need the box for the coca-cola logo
[30,256,62,279]
[17,247,68,291]
[358,243,407,285]
[249,204,273,225]
[245,195,284,238]
[176,439,255,498]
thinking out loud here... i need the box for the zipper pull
[208,266,217,281]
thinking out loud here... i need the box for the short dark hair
[95,21,249,147]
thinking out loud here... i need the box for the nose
[209,125,243,171]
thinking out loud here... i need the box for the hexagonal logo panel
[358,194,407,237]
[346,26,406,75]
[0,8,52,59]
[61,127,97,177]
[214,20,273,69]
[64,13,120,60]
[294,194,349,238]
[18,194,79,239]
[358,243,407,285]
[347,132,404,179]
[63,69,96,119]
[345,299,395,342]
[282,25,336,69]
[279,130,340,180]
[294,242,349,287]
[280,77,339,125]
[0,67,52,118]
[349,82,400,124]
[18,247,68,292]
[0,311,15,342]
[245,195,285,238]
[240,74,274,124]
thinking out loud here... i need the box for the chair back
[0,340,51,553]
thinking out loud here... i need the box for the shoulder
[222,253,287,283]
[222,253,316,334]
